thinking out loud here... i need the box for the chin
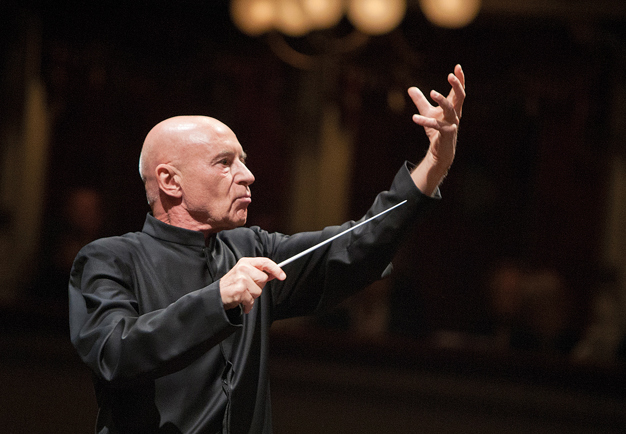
[236,210,248,223]
[229,215,248,229]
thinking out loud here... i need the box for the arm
[409,64,466,196]
[264,161,439,318]
[215,67,465,319]
[69,240,240,383]
[257,69,466,317]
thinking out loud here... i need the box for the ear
[155,163,182,198]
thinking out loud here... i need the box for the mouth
[235,194,252,204]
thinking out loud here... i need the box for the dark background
[1,0,625,432]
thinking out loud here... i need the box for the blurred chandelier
[230,0,481,69]
[231,0,406,37]
[230,0,481,37]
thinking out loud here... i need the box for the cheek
[183,172,234,210]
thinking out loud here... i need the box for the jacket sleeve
[267,161,440,319]
[68,241,241,383]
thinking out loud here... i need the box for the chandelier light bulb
[231,0,276,36]
[275,0,314,37]
[347,0,407,35]
[419,0,481,29]
[301,0,344,30]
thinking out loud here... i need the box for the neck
[153,207,217,239]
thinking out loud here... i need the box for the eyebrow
[212,150,247,163]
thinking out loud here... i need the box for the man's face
[178,123,255,232]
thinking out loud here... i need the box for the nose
[235,160,255,186]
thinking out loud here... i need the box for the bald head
[140,116,237,205]
[138,115,255,234]
[140,116,229,191]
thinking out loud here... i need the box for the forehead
[186,124,245,157]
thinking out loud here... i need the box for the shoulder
[74,231,148,266]
[217,226,286,256]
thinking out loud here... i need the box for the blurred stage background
[1,0,625,432]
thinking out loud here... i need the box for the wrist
[410,153,451,196]
[424,151,452,179]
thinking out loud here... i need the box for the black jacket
[68,162,438,433]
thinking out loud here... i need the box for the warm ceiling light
[301,0,344,30]
[419,0,481,29]
[347,0,407,35]
[275,0,313,36]
[231,0,276,36]
[231,0,408,37]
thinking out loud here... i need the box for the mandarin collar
[142,213,212,247]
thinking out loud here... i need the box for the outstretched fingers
[430,90,459,126]
[407,86,432,115]
[412,113,438,130]
[409,65,465,131]
[448,64,466,118]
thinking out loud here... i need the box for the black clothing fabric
[69,162,438,433]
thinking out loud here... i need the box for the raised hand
[408,65,466,195]
[409,64,465,168]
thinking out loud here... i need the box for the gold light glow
[419,0,481,29]
[301,0,344,30]
[230,0,276,36]
[275,0,312,36]
[347,0,407,35]
[230,0,413,37]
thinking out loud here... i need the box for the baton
[277,199,408,268]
